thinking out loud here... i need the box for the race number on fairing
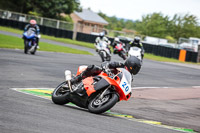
[120,77,131,95]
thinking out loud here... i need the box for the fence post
[72,23,77,40]
[197,45,200,63]
[40,18,43,25]
[56,20,60,29]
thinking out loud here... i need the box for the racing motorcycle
[95,41,111,62]
[113,42,127,60]
[23,28,40,54]
[52,64,132,114]
[128,47,143,61]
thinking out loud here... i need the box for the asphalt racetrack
[1,35,200,132]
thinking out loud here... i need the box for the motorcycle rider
[24,19,40,48]
[129,36,144,58]
[111,37,125,54]
[70,56,142,85]
[95,32,111,53]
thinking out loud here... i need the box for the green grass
[0,26,95,49]
[0,26,22,34]
[144,53,200,64]
[144,53,181,62]
[0,34,92,55]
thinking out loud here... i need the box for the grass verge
[0,34,92,55]
[145,53,200,64]
[0,26,95,49]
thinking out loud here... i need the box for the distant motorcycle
[128,47,143,61]
[113,42,127,60]
[23,28,40,54]
[52,64,132,114]
[95,41,111,62]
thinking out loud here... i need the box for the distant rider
[24,19,40,48]
[70,56,142,85]
[111,37,125,54]
[129,37,144,58]
[95,32,111,53]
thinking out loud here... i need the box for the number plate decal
[120,76,131,95]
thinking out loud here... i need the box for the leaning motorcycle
[113,43,127,60]
[52,64,132,114]
[23,28,40,54]
[95,42,111,62]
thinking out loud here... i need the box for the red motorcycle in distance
[51,64,132,114]
[113,42,127,60]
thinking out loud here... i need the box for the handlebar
[101,62,114,78]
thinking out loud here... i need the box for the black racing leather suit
[71,62,124,83]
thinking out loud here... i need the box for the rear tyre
[52,81,70,105]
[88,90,119,114]
[106,55,111,61]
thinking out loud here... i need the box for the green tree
[32,0,81,19]
[133,13,200,40]
[0,0,81,19]
[0,0,29,13]
[134,13,170,38]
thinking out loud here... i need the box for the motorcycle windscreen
[128,47,142,60]
[119,68,132,95]
[24,28,36,39]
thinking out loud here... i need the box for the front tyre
[52,81,70,105]
[99,51,105,62]
[120,51,127,60]
[88,91,119,114]
[30,45,37,55]
[24,40,28,54]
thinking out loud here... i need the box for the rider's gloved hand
[101,62,109,70]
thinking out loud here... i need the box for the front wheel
[30,45,37,55]
[99,51,105,62]
[120,51,127,60]
[52,81,70,105]
[88,90,119,114]
[24,40,29,54]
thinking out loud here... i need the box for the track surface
[1,48,200,133]
[1,31,200,132]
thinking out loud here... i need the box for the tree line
[0,0,81,20]
[99,12,200,42]
[1,0,200,41]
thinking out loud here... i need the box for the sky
[79,0,200,21]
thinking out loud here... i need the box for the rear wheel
[52,81,70,105]
[106,55,111,61]
[88,89,119,114]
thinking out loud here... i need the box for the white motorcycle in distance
[95,41,111,62]
[128,47,143,61]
